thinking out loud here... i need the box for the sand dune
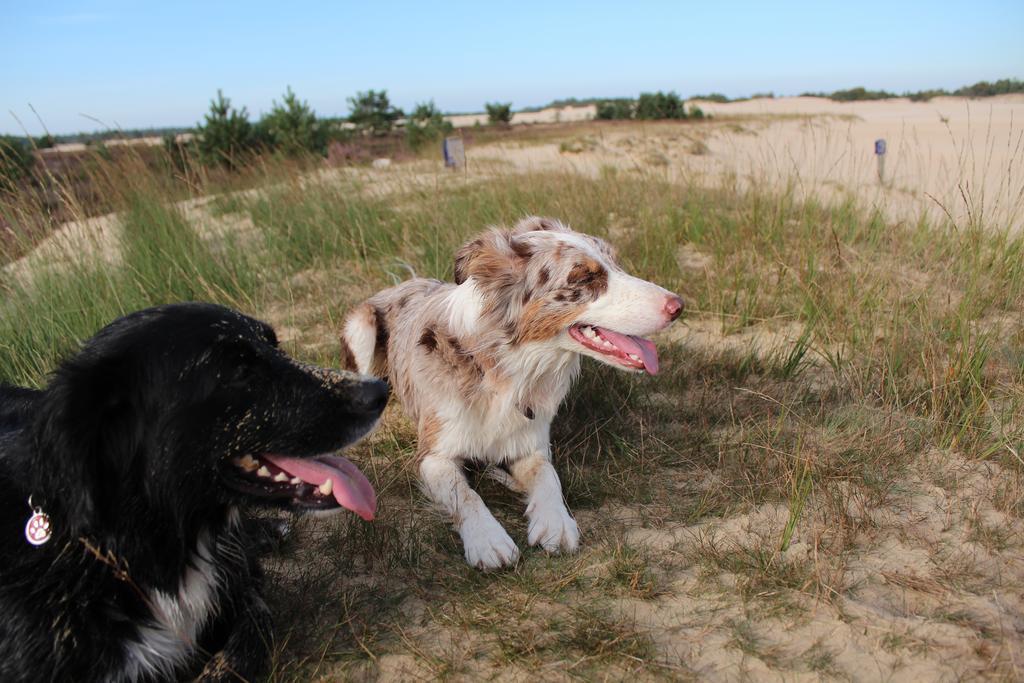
[463,96,1024,233]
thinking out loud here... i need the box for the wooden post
[874,138,886,185]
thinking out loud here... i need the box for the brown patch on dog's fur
[514,300,585,344]
[453,231,531,289]
[373,306,388,347]
[510,238,533,259]
[566,258,609,300]
[417,414,443,458]
[348,303,390,376]
[419,327,438,352]
[421,331,486,400]
[509,455,548,494]
[453,238,484,285]
[339,339,358,372]
[372,306,390,377]
[538,267,550,286]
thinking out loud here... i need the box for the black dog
[0,303,387,682]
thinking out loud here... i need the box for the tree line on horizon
[796,77,1021,103]
[0,88,522,182]
[2,76,1021,187]
[8,75,1021,147]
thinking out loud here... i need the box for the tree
[635,91,687,120]
[260,87,326,156]
[596,99,634,120]
[195,90,254,168]
[485,102,513,126]
[347,90,403,136]
[405,100,453,151]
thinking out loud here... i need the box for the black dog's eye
[218,341,267,388]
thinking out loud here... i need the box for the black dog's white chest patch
[120,531,221,681]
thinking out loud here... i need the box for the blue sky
[2,1,1022,135]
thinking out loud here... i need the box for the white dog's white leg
[509,451,579,554]
[420,455,520,569]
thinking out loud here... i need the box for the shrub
[348,90,403,136]
[832,87,896,101]
[954,78,1024,98]
[691,93,730,103]
[195,90,255,168]
[485,102,513,125]
[405,101,453,151]
[260,87,327,156]
[907,88,949,102]
[596,99,634,120]
[635,91,687,120]
[0,136,34,191]
[803,87,897,102]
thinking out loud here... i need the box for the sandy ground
[694,95,1024,233]
[466,96,1024,234]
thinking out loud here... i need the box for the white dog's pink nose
[664,295,684,322]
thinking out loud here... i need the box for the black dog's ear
[30,357,139,534]
[453,228,532,286]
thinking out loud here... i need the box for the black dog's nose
[355,379,389,415]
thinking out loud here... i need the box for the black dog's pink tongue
[594,327,660,375]
[263,454,376,520]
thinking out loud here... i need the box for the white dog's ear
[512,216,570,234]
[453,229,532,285]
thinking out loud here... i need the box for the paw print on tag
[25,510,52,546]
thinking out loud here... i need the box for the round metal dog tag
[25,510,52,546]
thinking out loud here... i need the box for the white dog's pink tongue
[594,327,660,375]
[263,454,377,520]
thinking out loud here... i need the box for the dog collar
[25,496,52,546]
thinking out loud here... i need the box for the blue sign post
[875,138,886,185]
[443,136,466,170]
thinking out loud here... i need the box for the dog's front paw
[526,501,580,554]
[460,515,520,570]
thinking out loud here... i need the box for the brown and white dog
[341,217,683,569]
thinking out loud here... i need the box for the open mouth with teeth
[568,324,660,375]
[224,453,376,520]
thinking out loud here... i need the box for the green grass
[1,137,1022,680]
